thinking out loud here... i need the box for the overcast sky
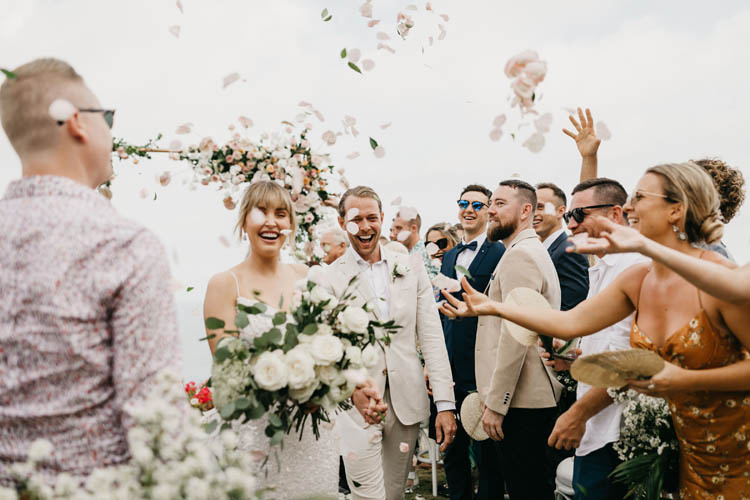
[2,0,749,380]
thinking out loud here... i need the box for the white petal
[534,112,554,133]
[169,139,182,150]
[440,13,450,22]
[48,99,76,122]
[314,110,325,122]
[374,145,385,158]
[298,100,312,108]
[397,230,410,242]
[493,114,507,127]
[281,229,293,236]
[377,43,396,54]
[218,235,230,248]
[406,4,418,10]
[346,152,360,160]
[380,122,392,130]
[250,207,265,224]
[168,25,180,38]
[489,128,502,141]
[361,59,375,71]
[510,172,521,179]
[367,19,380,27]
[348,48,362,63]
[432,273,461,292]
[175,123,192,134]
[238,116,253,128]
[544,202,557,215]
[391,196,402,206]
[222,72,240,88]
[522,132,545,153]
[176,0,183,13]
[438,25,447,40]
[346,208,359,221]
[399,206,418,220]
[376,31,390,41]
[346,222,359,235]
[596,121,612,141]
[425,242,439,256]
[428,36,434,47]
[321,130,337,145]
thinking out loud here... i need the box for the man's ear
[610,205,624,223]
[65,112,87,142]
[557,204,566,218]
[338,216,345,231]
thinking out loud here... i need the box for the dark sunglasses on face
[457,199,488,211]
[56,108,115,129]
[562,204,615,224]
[427,237,449,250]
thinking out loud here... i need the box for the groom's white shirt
[312,245,455,424]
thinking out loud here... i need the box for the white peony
[344,368,368,387]
[285,346,317,389]
[316,364,346,386]
[252,350,288,391]
[345,346,363,365]
[27,439,53,463]
[340,306,370,334]
[361,344,380,368]
[289,381,319,403]
[310,285,334,305]
[317,323,333,336]
[310,334,344,365]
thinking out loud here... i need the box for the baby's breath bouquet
[607,388,679,499]
[206,276,399,447]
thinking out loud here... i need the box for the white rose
[316,364,340,385]
[361,344,380,368]
[28,439,53,463]
[285,346,317,389]
[317,323,333,336]
[340,306,370,334]
[344,368,368,387]
[252,350,288,391]
[310,334,344,365]
[289,381,319,403]
[345,346,362,365]
[310,285,334,305]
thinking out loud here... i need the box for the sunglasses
[56,108,115,129]
[427,237,449,250]
[457,199,488,211]
[562,204,614,224]
[626,190,673,206]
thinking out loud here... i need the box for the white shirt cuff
[435,401,456,413]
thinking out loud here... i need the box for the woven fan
[570,349,665,388]
[503,287,551,346]
[460,392,489,441]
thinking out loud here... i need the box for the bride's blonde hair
[235,181,296,238]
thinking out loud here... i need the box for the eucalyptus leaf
[219,402,236,419]
[246,404,266,420]
[348,62,362,74]
[369,137,378,150]
[270,430,285,446]
[254,336,269,349]
[186,287,194,292]
[267,328,283,345]
[1,69,16,79]
[205,317,225,330]
[324,15,332,21]
[213,347,230,362]
[198,333,216,342]
[235,397,251,410]
[268,413,283,428]
[203,420,218,434]
[272,311,287,325]
[302,323,318,335]
[340,48,347,59]
[454,265,474,280]
[320,8,328,18]
[235,311,249,329]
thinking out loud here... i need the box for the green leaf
[353,481,361,488]
[254,336,269,349]
[348,62,362,74]
[270,430,285,446]
[235,397,251,410]
[198,333,216,342]
[153,192,157,201]
[205,317,225,329]
[454,265,473,280]
[324,15,332,21]
[268,413,283,428]
[340,48,347,59]
[234,311,249,329]
[320,8,329,18]
[203,420,218,434]
[266,327,283,345]
[302,323,318,335]
[272,311,287,326]
[220,402,236,419]
[213,346,230,362]
[246,404,266,420]
[1,68,16,79]
[186,286,194,292]
[369,137,378,150]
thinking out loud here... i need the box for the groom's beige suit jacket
[475,228,562,415]
[311,245,455,425]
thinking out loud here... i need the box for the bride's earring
[242,230,248,241]
[672,224,687,241]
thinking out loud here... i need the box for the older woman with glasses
[425,222,460,262]
[441,162,750,500]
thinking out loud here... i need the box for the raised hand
[566,216,647,255]
[439,277,495,318]
[562,107,600,158]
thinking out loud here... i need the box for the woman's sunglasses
[457,199,488,211]
[562,204,614,224]
[56,108,115,129]
[427,237,449,250]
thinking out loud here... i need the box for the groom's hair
[338,186,382,216]
[0,58,84,155]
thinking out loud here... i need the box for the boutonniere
[392,262,409,282]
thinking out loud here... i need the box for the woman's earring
[672,224,687,241]
[242,230,248,241]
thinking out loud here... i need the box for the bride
[203,181,385,498]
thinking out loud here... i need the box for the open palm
[563,107,600,157]
[440,277,495,318]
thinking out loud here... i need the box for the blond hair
[646,162,723,244]
[0,58,84,155]
[235,181,296,237]
[338,185,382,216]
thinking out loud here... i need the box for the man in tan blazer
[311,186,456,500]
[475,180,561,500]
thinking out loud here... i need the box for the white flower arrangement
[205,277,400,447]
[1,370,258,500]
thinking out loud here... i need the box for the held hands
[352,378,388,425]
[562,107,600,158]
[439,277,496,318]
[627,362,686,397]
[434,411,458,452]
[565,216,648,256]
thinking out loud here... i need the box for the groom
[315,186,456,500]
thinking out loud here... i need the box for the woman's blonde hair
[646,162,723,244]
[235,181,296,238]
[425,222,459,247]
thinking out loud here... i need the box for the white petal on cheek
[346,208,359,221]
[346,222,360,235]
[425,242,439,256]
[397,230,410,242]
[544,202,557,215]
[250,207,265,225]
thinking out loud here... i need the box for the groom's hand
[353,379,388,425]
[434,411,457,452]
[482,407,505,441]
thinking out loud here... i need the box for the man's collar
[542,228,566,249]
[505,227,538,248]
[462,232,487,247]
[348,245,387,268]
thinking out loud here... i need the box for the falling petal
[139,187,152,199]
[218,235,231,248]
[159,172,172,187]
[397,230,410,242]
[534,112,554,133]
[367,19,380,27]
[222,72,240,88]
[175,123,193,135]
[432,273,461,292]
[48,99,76,122]
[348,48,361,63]
[440,13,450,21]
[176,0,183,13]
[399,206,418,220]
[438,25,447,40]
[368,432,380,444]
[295,113,307,123]
[223,196,236,210]
[406,4,418,10]
[238,116,253,128]
[377,43,396,54]
[425,2,433,11]
[250,207,265,224]
[544,202,557,215]
[321,130,337,145]
[346,208,360,221]
[510,172,521,179]
[346,152,360,160]
[562,107,577,115]
[493,114,507,127]
[314,110,325,122]
[361,59,375,71]
[374,146,385,158]
[380,122,392,130]
[391,196,402,206]
[346,221,359,235]
[428,36,434,46]
[425,242,439,256]
[376,31,391,41]
[168,25,181,38]
[522,132,545,153]
[596,121,612,141]
[489,128,503,141]
[359,1,373,18]
[169,139,182,150]
[97,185,112,200]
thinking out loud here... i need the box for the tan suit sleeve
[413,254,455,405]
[484,248,544,415]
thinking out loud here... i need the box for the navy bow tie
[455,241,477,253]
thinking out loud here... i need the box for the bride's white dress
[233,296,339,499]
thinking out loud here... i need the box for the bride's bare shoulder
[206,269,239,293]
[289,262,309,279]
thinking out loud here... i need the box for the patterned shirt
[410,240,440,279]
[0,175,182,483]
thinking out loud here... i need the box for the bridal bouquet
[607,388,679,499]
[1,370,258,500]
[206,276,399,446]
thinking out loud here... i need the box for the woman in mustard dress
[440,162,750,499]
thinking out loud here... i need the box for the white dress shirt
[455,233,487,281]
[541,227,566,250]
[576,252,650,456]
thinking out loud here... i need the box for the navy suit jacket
[547,231,589,311]
[440,239,505,393]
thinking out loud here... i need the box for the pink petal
[376,31,391,41]
[218,235,230,248]
[321,130,337,145]
[175,123,193,134]
[222,72,240,88]
[596,122,612,141]
[489,128,502,141]
[169,139,182,150]
[425,2,433,11]
[367,19,380,27]
[359,1,373,18]
[440,14,450,22]
[348,48,361,63]
[438,25,447,40]
[168,25,180,38]
[298,101,312,108]
[159,172,172,187]
[361,59,375,71]
[534,112,554,133]
[377,43,396,54]
[238,116,253,128]
[314,110,325,122]
[380,122,392,129]
[522,132,545,153]
[176,0,183,13]
[346,221,359,235]
[373,145,385,158]
[428,36,434,47]
[346,152,360,160]
[391,196,402,206]
[493,114,507,127]
[399,442,410,453]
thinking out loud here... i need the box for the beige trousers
[337,388,421,500]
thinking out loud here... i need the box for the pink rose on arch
[504,50,539,78]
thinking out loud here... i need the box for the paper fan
[459,392,489,441]
[503,287,551,346]
[570,349,665,388]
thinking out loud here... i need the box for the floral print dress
[630,273,750,500]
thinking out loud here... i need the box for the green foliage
[205,317,225,329]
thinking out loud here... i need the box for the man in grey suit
[447,180,562,500]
